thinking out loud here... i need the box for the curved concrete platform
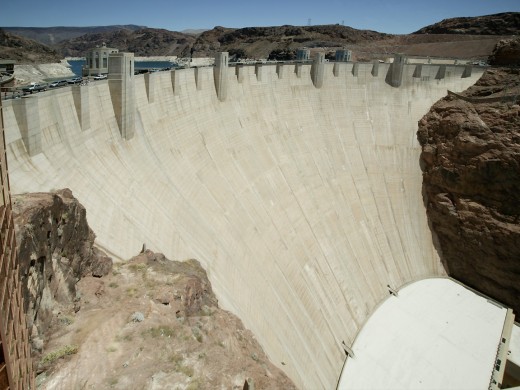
[337,277,510,390]
[2,61,483,388]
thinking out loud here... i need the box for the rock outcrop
[12,189,112,354]
[489,37,520,66]
[417,68,520,314]
[37,249,297,389]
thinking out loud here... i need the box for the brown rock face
[129,250,217,317]
[12,189,112,352]
[417,69,520,314]
[38,249,296,389]
[0,28,61,63]
[413,12,520,35]
[489,37,520,66]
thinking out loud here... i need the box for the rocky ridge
[3,25,146,46]
[0,28,61,63]
[12,189,112,355]
[56,28,196,58]
[417,67,520,314]
[191,24,391,59]
[2,13,517,63]
[414,12,520,35]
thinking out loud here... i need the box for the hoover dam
[2,54,507,388]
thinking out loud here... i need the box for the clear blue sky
[1,0,518,34]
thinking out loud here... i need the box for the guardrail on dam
[2,54,484,389]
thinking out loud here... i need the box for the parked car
[67,77,83,84]
[93,74,107,80]
[48,80,68,88]
[21,83,47,94]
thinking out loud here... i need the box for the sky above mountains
[1,0,518,34]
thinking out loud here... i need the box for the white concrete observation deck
[2,58,488,388]
[337,277,513,390]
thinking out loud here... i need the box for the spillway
[2,60,483,389]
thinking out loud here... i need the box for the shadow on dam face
[2,61,483,389]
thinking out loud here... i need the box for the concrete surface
[2,61,484,389]
[510,324,520,372]
[337,277,509,390]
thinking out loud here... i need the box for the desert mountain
[56,28,196,57]
[190,24,391,59]
[414,12,520,35]
[0,28,61,63]
[1,12,518,63]
[2,25,145,46]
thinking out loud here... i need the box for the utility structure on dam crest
[2,51,518,389]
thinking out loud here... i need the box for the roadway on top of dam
[2,60,484,389]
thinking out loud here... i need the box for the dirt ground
[36,251,296,390]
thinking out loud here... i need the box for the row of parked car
[21,74,107,94]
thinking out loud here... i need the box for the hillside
[191,24,391,59]
[0,28,61,63]
[56,28,196,57]
[2,12,518,63]
[2,25,145,45]
[414,12,520,35]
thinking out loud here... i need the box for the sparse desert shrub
[126,287,138,298]
[187,377,202,389]
[59,315,74,326]
[169,353,183,364]
[130,312,144,322]
[177,364,194,377]
[128,263,147,272]
[41,344,78,365]
[142,325,175,338]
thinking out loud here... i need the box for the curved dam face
[3,61,483,388]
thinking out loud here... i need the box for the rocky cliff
[12,189,112,355]
[417,67,520,313]
[489,36,520,66]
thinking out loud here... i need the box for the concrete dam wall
[2,60,483,389]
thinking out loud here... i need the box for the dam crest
[2,55,484,388]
